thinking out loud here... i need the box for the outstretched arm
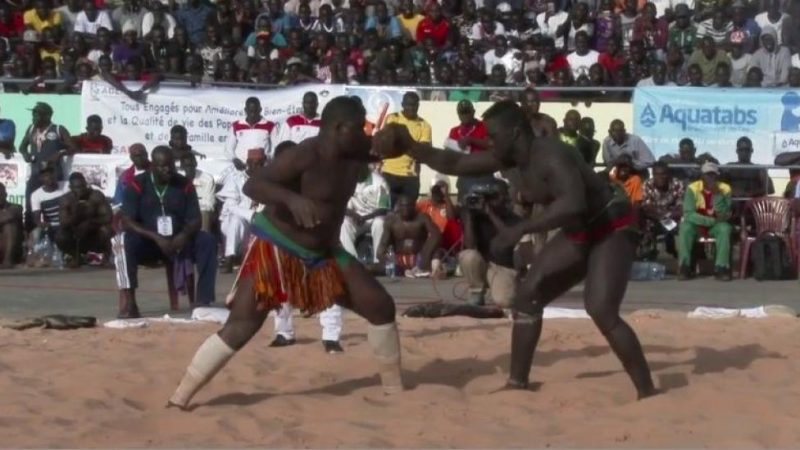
[775,152,800,166]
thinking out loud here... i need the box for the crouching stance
[168,97,404,409]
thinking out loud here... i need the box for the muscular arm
[243,141,315,207]
[90,192,113,226]
[406,144,506,176]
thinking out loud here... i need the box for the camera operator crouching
[458,178,527,307]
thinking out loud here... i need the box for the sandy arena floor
[1,313,799,448]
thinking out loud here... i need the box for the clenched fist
[371,124,415,160]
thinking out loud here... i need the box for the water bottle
[649,262,666,281]
[40,235,53,266]
[385,248,396,279]
[52,246,64,270]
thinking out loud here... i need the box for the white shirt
[274,114,321,145]
[224,118,278,162]
[791,53,800,69]
[74,11,114,35]
[141,12,176,38]
[469,21,506,42]
[217,170,255,221]
[755,12,788,45]
[192,170,215,212]
[31,183,69,227]
[636,76,676,87]
[348,172,390,217]
[535,11,568,48]
[566,50,600,79]
[483,49,521,83]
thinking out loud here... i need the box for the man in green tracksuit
[678,162,733,281]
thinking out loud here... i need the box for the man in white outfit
[216,148,266,273]
[274,91,321,145]
[179,153,216,232]
[340,162,390,262]
[225,97,278,171]
[268,110,345,354]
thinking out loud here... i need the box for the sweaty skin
[377,199,442,271]
[375,104,657,400]
[58,184,113,265]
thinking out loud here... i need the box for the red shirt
[74,133,113,154]
[598,52,626,76]
[0,13,24,39]
[445,121,488,153]
[415,17,451,47]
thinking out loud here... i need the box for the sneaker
[269,335,296,347]
[322,340,344,354]
[714,266,732,282]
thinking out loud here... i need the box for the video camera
[464,182,502,211]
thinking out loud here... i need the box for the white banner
[80,81,345,159]
[0,156,29,206]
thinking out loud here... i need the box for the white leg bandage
[367,322,404,394]
[169,333,236,408]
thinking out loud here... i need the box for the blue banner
[633,87,800,164]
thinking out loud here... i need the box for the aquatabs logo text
[640,104,758,130]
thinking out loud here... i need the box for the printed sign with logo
[633,87,800,164]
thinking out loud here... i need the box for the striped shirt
[31,183,68,227]
[696,19,733,45]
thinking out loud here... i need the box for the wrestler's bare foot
[165,400,190,411]
[637,387,662,400]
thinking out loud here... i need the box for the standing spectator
[677,162,733,281]
[667,4,696,56]
[416,3,452,49]
[179,153,215,233]
[566,30,599,79]
[0,182,22,268]
[216,148,265,273]
[751,26,791,86]
[397,0,425,44]
[225,97,277,171]
[688,36,731,85]
[609,154,644,205]
[274,91,321,145]
[558,109,595,165]
[641,161,684,258]
[115,146,217,318]
[0,106,15,158]
[728,32,752,86]
[602,119,655,172]
[72,115,112,154]
[443,100,492,199]
[55,172,112,268]
[754,0,788,45]
[340,162,390,262]
[30,164,67,249]
[176,0,215,46]
[696,8,733,45]
[73,0,113,37]
[382,92,431,205]
[23,0,62,33]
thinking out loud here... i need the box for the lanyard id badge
[152,174,174,236]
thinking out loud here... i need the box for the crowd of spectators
[0,0,798,96]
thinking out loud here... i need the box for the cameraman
[457,179,522,307]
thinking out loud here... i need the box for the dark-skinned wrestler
[167,97,404,410]
[375,100,657,400]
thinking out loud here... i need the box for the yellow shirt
[23,9,62,33]
[397,14,424,42]
[382,112,432,177]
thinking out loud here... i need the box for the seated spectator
[113,143,149,208]
[602,119,655,173]
[169,125,204,160]
[417,177,462,263]
[55,172,112,268]
[632,2,668,55]
[30,163,68,250]
[535,1,568,48]
[594,0,617,53]
[754,0,787,43]
[677,162,733,281]
[688,36,731,85]
[696,8,732,45]
[729,1,759,53]
[378,195,441,279]
[790,67,800,87]
[483,35,521,83]
[609,154,644,205]
[659,137,718,183]
[115,146,217,318]
[664,45,688,85]
[744,66,765,86]
[559,109,595,165]
[668,4,696,56]
[216,147,267,273]
[710,62,733,87]
[641,161,684,259]
[566,31,599,79]
[340,162,390,264]
[141,2,176,39]
[73,0,113,37]
[416,3,452,50]
[397,0,425,44]
[72,115,113,154]
[637,60,675,86]
[598,38,626,79]
[686,62,705,86]
[365,1,402,41]
[0,182,22,268]
[579,117,601,165]
[728,32,752,86]
[458,179,520,306]
[750,26,791,87]
[0,4,25,39]
[112,23,143,69]
[722,136,774,224]
[179,153,215,232]
[24,0,63,33]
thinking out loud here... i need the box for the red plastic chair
[738,197,796,278]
